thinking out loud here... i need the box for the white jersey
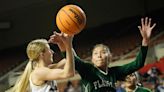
[29,75,58,92]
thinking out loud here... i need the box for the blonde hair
[12,39,48,92]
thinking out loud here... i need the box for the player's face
[91,46,109,68]
[124,73,137,87]
[43,45,54,66]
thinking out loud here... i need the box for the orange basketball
[56,4,86,35]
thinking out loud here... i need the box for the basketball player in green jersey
[123,72,151,92]
[49,17,156,92]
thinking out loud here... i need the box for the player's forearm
[117,46,148,78]
[134,46,148,66]
[48,59,65,69]
[64,43,75,77]
[57,42,66,52]
[48,64,57,69]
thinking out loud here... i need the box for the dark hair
[92,44,111,53]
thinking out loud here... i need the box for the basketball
[56,4,86,35]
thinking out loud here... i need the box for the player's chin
[97,63,106,67]
[49,58,53,64]
[126,80,133,85]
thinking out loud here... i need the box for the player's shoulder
[33,67,50,76]
[138,86,152,92]
[108,66,120,72]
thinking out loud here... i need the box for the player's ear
[109,53,113,62]
[38,52,44,59]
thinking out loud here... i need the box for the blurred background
[0,0,164,92]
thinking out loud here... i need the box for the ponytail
[12,39,48,92]
[12,61,32,92]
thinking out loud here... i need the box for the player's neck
[97,66,108,75]
[125,85,136,92]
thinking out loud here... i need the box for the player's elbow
[61,72,75,78]
[65,72,75,78]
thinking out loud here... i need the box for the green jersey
[122,86,152,92]
[135,86,151,92]
[62,46,148,92]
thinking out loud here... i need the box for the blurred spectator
[147,67,161,85]
[115,81,125,92]
[64,80,81,92]
[156,80,164,92]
